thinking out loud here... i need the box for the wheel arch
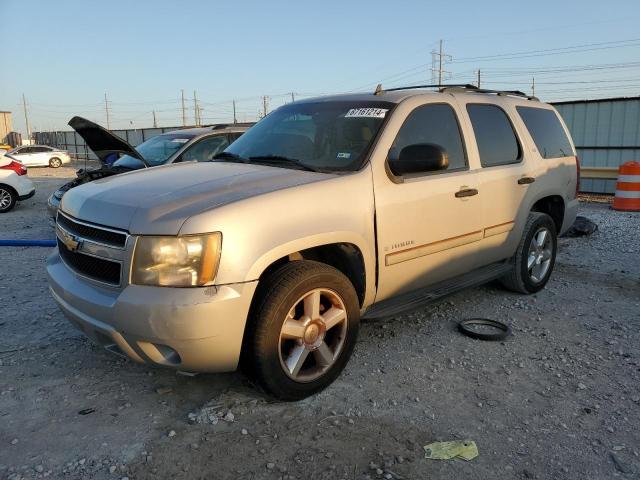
[530,194,565,232]
[245,234,374,309]
[0,183,18,196]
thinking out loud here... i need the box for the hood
[68,116,148,166]
[59,161,333,235]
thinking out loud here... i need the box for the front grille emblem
[57,226,83,252]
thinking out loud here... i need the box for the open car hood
[68,116,149,167]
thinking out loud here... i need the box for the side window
[20,147,34,154]
[179,135,229,162]
[228,132,244,143]
[390,103,467,171]
[516,106,573,158]
[467,104,521,167]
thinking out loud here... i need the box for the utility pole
[262,96,269,117]
[181,89,186,126]
[232,100,237,124]
[152,110,157,128]
[532,77,536,97]
[193,90,200,126]
[104,93,110,129]
[291,92,295,102]
[476,69,481,88]
[438,40,444,85]
[22,93,31,141]
[430,40,452,85]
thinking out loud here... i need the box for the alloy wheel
[278,288,348,383]
[0,189,12,210]
[527,227,553,283]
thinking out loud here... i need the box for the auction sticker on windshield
[345,108,388,118]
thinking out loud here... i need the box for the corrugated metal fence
[553,97,640,194]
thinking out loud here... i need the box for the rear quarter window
[516,106,574,159]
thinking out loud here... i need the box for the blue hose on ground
[0,239,56,247]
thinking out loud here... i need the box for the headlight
[131,233,222,287]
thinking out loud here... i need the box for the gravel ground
[0,169,638,480]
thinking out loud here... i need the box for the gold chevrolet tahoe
[47,85,579,400]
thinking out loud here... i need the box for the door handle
[518,176,536,185]
[455,188,479,198]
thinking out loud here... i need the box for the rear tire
[501,212,557,294]
[49,157,62,168]
[243,261,360,401]
[0,185,17,213]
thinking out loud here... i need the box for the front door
[373,102,483,301]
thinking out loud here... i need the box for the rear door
[462,101,532,265]
[373,100,484,301]
[32,146,52,166]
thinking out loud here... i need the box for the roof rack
[374,83,538,101]
[201,122,255,130]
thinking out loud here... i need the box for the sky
[1,0,640,135]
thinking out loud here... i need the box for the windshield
[113,132,196,169]
[221,101,394,172]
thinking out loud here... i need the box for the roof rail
[374,83,538,101]
[201,122,256,130]
[375,84,476,94]
[442,85,539,101]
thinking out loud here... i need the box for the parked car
[47,85,579,400]
[8,144,71,168]
[0,156,35,212]
[46,117,252,219]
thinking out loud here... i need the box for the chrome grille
[57,212,127,248]
[55,212,129,286]
[57,239,122,285]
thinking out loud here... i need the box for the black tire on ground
[242,260,360,401]
[49,157,62,168]
[0,184,17,213]
[501,212,558,294]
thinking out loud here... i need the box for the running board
[363,262,512,319]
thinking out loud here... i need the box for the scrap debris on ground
[0,167,638,479]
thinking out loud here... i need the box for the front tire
[243,261,360,401]
[0,185,17,213]
[501,212,557,294]
[49,157,62,168]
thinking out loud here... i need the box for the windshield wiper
[212,151,249,163]
[248,155,318,172]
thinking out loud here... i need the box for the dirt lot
[1,167,639,480]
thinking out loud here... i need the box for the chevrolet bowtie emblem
[57,227,82,252]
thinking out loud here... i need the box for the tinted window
[179,135,229,162]
[516,106,573,158]
[467,104,520,167]
[390,103,466,171]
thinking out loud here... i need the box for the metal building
[552,97,640,194]
[0,111,13,144]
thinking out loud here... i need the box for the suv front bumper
[47,249,258,372]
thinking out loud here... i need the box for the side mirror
[388,143,449,176]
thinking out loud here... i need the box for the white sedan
[0,156,35,212]
[8,145,71,168]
